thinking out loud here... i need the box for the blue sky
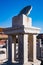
[0,0,43,33]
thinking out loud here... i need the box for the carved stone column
[33,35,37,61]
[12,35,16,62]
[18,34,28,64]
[33,35,41,65]
[6,40,8,59]
[8,35,12,62]
[28,34,41,65]
[28,34,38,61]
[28,34,33,61]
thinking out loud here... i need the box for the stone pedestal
[12,14,32,27]
[4,14,41,65]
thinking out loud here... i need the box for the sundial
[18,5,32,16]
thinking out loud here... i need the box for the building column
[28,34,33,61]
[6,40,8,59]
[33,35,41,61]
[28,34,39,61]
[8,35,12,62]
[12,35,16,62]
[33,35,37,61]
[23,34,28,64]
[28,34,41,65]
[33,35,41,65]
[18,34,28,64]
[28,34,37,61]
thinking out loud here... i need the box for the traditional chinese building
[0,28,8,46]
[0,28,8,63]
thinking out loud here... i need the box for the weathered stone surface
[3,13,41,65]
